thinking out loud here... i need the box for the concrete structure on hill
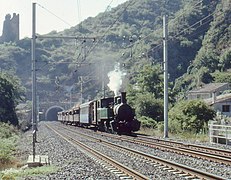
[0,13,19,43]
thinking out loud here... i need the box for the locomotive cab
[96,97,114,131]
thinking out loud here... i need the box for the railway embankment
[1,121,231,179]
[1,121,118,179]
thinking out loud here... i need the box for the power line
[143,10,221,56]
[36,3,72,27]
[127,0,203,48]
[84,0,134,58]
[171,12,216,39]
[106,0,114,11]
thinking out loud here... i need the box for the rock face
[0,13,19,43]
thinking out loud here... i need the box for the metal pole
[102,62,105,98]
[32,3,37,160]
[70,92,72,108]
[163,15,169,138]
[32,3,37,132]
[32,130,36,161]
[80,76,83,103]
[37,95,39,122]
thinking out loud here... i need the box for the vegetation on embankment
[0,165,58,180]
[0,123,19,170]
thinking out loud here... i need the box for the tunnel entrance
[45,106,64,121]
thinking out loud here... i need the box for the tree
[0,72,24,126]
[169,100,216,133]
[212,70,231,83]
[134,92,164,122]
[136,64,164,99]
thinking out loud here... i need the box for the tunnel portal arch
[45,106,64,121]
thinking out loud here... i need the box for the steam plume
[107,63,126,96]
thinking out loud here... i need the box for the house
[187,83,230,100]
[187,83,231,117]
[205,93,231,117]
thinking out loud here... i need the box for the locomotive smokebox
[121,92,127,104]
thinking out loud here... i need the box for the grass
[0,123,19,170]
[138,127,209,143]
[0,165,59,179]
[0,122,59,179]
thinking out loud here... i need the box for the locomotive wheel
[110,121,117,134]
[98,121,106,132]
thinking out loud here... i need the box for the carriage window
[222,105,230,112]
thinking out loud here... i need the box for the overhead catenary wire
[144,9,221,56]
[64,0,119,71]
[84,0,134,59]
[36,3,73,27]
[33,1,220,96]
[171,11,217,39]
[125,0,204,49]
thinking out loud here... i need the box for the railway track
[137,135,231,159]
[97,132,231,166]
[45,123,149,180]
[51,123,226,179]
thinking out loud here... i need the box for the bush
[0,123,19,167]
[139,116,157,129]
[157,121,164,132]
[0,139,15,165]
[134,93,164,122]
[0,123,18,139]
[169,100,215,133]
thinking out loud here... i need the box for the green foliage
[0,0,229,113]
[132,92,164,122]
[0,72,25,126]
[0,123,19,166]
[139,116,157,129]
[0,139,15,165]
[219,49,231,71]
[211,70,231,83]
[169,100,216,133]
[1,174,15,180]
[0,123,18,139]
[0,165,58,179]
[136,64,164,99]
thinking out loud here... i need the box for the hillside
[0,0,230,104]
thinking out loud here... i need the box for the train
[57,92,141,134]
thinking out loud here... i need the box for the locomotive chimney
[121,92,127,104]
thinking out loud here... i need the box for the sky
[0,0,128,39]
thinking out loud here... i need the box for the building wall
[187,83,230,100]
[213,100,231,117]
[188,93,211,100]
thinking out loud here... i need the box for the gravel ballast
[12,121,231,179]
[15,122,119,179]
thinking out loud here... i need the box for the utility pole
[31,2,37,162]
[163,14,169,138]
[80,76,83,103]
[32,3,37,133]
[102,61,105,98]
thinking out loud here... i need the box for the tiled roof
[204,93,231,105]
[188,83,229,93]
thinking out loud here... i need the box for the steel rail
[95,131,231,165]
[45,124,149,180]
[56,124,226,180]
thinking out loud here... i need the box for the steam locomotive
[57,92,141,134]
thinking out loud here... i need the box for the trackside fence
[209,123,231,146]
